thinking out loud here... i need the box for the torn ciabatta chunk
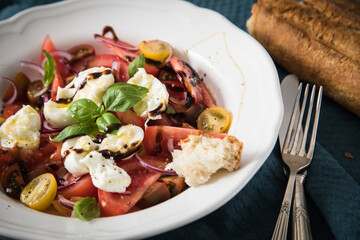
[166,133,243,187]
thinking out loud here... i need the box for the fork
[271,83,323,240]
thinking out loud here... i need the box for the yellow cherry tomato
[139,40,170,62]
[197,106,231,133]
[20,173,57,211]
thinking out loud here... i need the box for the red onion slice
[50,50,72,61]
[20,61,44,76]
[33,86,50,98]
[57,174,83,190]
[134,153,177,175]
[58,195,76,208]
[38,112,61,133]
[0,77,18,106]
[94,35,140,52]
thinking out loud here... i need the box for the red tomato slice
[41,35,56,59]
[0,162,25,199]
[115,110,145,129]
[98,156,165,217]
[144,63,160,77]
[2,102,24,119]
[58,174,98,200]
[0,148,14,176]
[143,126,225,158]
[51,73,65,101]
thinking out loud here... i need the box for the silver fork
[271,83,323,240]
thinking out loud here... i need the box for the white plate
[0,0,283,239]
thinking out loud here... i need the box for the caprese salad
[0,26,242,220]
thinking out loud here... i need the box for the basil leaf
[128,54,145,78]
[42,50,55,87]
[67,99,100,123]
[96,112,121,133]
[102,82,149,112]
[73,197,100,221]
[51,123,95,142]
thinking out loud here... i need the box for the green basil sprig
[73,197,100,221]
[51,82,149,142]
[42,50,55,87]
[128,54,145,78]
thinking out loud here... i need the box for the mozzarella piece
[61,124,144,193]
[81,151,131,193]
[0,105,40,149]
[99,124,143,154]
[127,68,168,119]
[61,135,98,177]
[43,67,115,128]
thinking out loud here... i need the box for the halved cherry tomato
[57,174,97,200]
[68,44,95,63]
[2,102,24,119]
[139,40,170,62]
[20,173,57,211]
[136,181,170,209]
[2,72,30,103]
[1,162,25,199]
[27,80,44,104]
[197,106,231,133]
[143,126,225,158]
[51,73,65,101]
[159,176,187,197]
[98,156,165,217]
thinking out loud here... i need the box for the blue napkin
[1,1,359,240]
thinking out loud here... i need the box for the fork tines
[283,83,323,159]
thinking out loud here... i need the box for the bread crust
[248,1,360,116]
[303,0,360,29]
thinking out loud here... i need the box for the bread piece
[303,0,360,29]
[247,1,360,116]
[258,0,360,64]
[166,133,243,187]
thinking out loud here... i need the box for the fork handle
[292,173,312,240]
[271,172,296,240]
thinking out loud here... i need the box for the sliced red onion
[94,35,140,52]
[111,60,120,72]
[57,174,83,190]
[134,153,176,175]
[50,50,72,61]
[169,95,187,106]
[33,86,50,98]
[0,77,18,106]
[42,119,62,133]
[59,58,78,75]
[20,61,44,76]
[58,195,76,208]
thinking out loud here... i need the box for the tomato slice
[20,173,57,211]
[98,156,165,217]
[115,110,145,129]
[143,126,225,158]
[144,62,160,77]
[159,176,187,197]
[57,174,98,200]
[0,162,25,199]
[0,148,14,176]
[51,73,65,101]
[41,35,56,59]
[197,106,231,133]
[2,102,24,119]
[136,181,170,209]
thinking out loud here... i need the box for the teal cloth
[1,0,360,239]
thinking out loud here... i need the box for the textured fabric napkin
[0,0,359,240]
